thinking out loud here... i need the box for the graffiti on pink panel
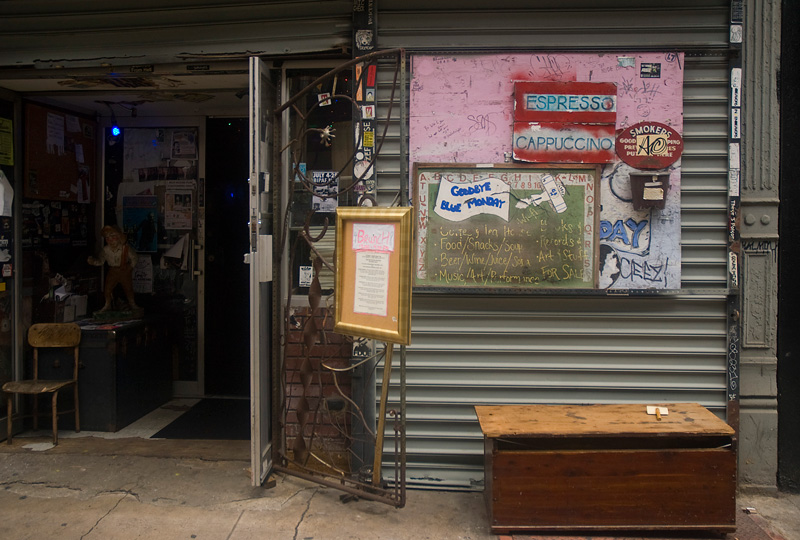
[410,52,683,289]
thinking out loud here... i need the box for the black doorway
[204,118,250,397]
[779,0,800,492]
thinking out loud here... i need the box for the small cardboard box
[65,294,88,318]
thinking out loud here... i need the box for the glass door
[102,121,205,397]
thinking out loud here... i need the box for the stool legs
[33,394,38,431]
[51,391,59,445]
[6,395,11,445]
[4,387,78,445]
[73,384,80,434]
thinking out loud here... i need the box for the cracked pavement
[0,437,495,540]
[2,436,798,540]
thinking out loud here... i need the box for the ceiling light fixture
[99,102,121,138]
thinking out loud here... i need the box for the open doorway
[0,59,257,442]
[204,117,250,397]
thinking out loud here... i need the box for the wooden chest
[475,403,736,535]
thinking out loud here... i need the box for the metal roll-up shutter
[378,1,731,51]
[374,2,732,489]
[0,0,352,67]
[682,53,732,288]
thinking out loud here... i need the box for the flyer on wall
[165,190,193,230]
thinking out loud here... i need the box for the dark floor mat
[152,398,250,440]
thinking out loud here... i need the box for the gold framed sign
[334,207,413,345]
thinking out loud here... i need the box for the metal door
[248,57,274,486]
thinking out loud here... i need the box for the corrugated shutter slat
[375,2,732,489]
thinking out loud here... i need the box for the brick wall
[283,305,353,473]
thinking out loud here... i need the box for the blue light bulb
[111,126,121,137]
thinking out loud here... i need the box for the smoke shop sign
[615,121,684,169]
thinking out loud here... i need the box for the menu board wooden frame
[334,207,413,345]
[413,162,600,292]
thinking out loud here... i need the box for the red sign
[615,121,684,169]
[514,81,618,124]
[513,122,616,163]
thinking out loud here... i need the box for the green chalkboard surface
[414,163,599,290]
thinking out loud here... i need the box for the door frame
[99,116,208,398]
[0,87,23,441]
[248,56,274,486]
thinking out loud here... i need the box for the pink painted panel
[410,52,685,290]
[410,53,683,164]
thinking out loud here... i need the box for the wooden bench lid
[474,403,735,438]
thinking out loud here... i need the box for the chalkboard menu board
[414,163,599,290]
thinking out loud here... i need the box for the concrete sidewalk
[1,436,798,540]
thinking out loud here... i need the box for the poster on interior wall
[0,118,13,166]
[171,130,198,160]
[46,112,65,155]
[24,103,97,201]
[0,217,12,269]
[122,195,158,252]
[165,190,193,230]
[77,165,91,203]
[410,52,683,290]
[122,128,198,182]
[132,255,153,294]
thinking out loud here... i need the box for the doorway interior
[0,58,364,453]
[204,117,249,398]
[0,61,254,438]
